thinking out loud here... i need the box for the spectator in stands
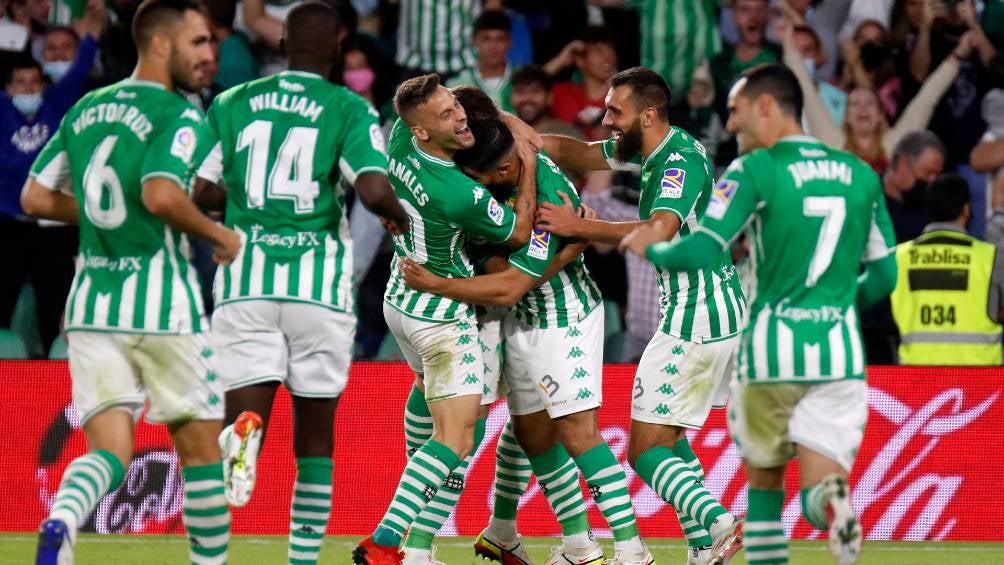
[340,35,395,121]
[666,62,726,163]
[447,10,513,111]
[890,173,1004,366]
[780,16,960,173]
[710,0,779,124]
[766,0,851,82]
[839,19,899,94]
[973,74,1004,246]
[508,64,581,138]
[549,25,617,140]
[394,0,477,81]
[884,130,947,243]
[96,0,137,83]
[206,0,256,92]
[792,24,846,125]
[6,0,49,59]
[0,7,99,355]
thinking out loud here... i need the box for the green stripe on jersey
[396,0,479,73]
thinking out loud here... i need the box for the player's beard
[168,49,205,93]
[615,119,643,162]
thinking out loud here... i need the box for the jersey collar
[122,77,165,90]
[280,70,323,80]
[778,135,822,144]
[642,127,678,167]
[412,137,456,167]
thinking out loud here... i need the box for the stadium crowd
[2,0,1004,365]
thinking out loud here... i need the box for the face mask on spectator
[43,61,72,82]
[12,92,42,116]
[343,68,375,94]
[803,58,817,81]
[905,179,928,208]
[859,42,889,71]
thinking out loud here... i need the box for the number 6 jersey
[29,78,214,334]
[197,70,389,313]
[698,136,897,382]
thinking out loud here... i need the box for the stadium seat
[603,299,623,339]
[11,284,43,359]
[0,329,29,360]
[376,333,405,361]
[49,335,69,360]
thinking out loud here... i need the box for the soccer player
[401,118,654,565]
[534,67,745,565]
[21,1,240,563]
[623,62,898,565]
[353,74,537,565]
[193,3,409,564]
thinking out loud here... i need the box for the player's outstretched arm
[354,172,410,234]
[142,178,241,264]
[857,254,897,311]
[20,179,78,224]
[540,135,611,172]
[641,230,723,271]
[399,257,536,308]
[539,193,680,245]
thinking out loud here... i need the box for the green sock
[671,437,714,548]
[374,439,460,547]
[49,450,125,532]
[182,463,231,565]
[403,384,433,457]
[746,488,788,565]
[800,483,829,530]
[527,444,589,537]
[487,420,532,541]
[288,457,332,564]
[405,419,486,550]
[634,446,728,531]
[573,443,640,547]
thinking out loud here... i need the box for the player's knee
[434,424,476,459]
[554,413,601,455]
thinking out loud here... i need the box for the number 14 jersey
[198,70,389,313]
[698,136,897,382]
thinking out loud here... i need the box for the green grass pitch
[2,534,1003,564]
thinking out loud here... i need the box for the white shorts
[632,332,738,428]
[727,379,868,472]
[384,302,483,402]
[211,301,355,398]
[478,316,504,405]
[504,306,604,418]
[68,331,223,425]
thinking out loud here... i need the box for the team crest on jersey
[487,198,505,225]
[660,168,686,198]
[707,179,739,220]
[370,123,386,154]
[170,126,197,164]
[527,227,551,260]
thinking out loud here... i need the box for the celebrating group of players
[23,1,900,564]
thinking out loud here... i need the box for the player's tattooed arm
[355,172,410,235]
[20,180,78,224]
[142,178,241,265]
[400,257,535,308]
[507,138,539,248]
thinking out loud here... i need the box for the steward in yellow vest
[891,174,1004,365]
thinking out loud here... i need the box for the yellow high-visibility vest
[891,229,1003,365]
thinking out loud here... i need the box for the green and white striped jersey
[697,136,896,382]
[29,79,213,334]
[197,71,388,313]
[629,0,720,101]
[602,128,746,343]
[384,119,518,322]
[446,65,514,112]
[397,0,479,74]
[505,153,602,329]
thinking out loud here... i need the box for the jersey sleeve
[647,149,709,222]
[508,226,560,278]
[195,100,224,184]
[696,155,761,250]
[142,106,210,191]
[598,136,642,172]
[863,171,897,262]
[337,95,389,184]
[447,182,517,244]
[29,129,70,191]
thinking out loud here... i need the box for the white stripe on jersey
[119,272,138,329]
[93,291,111,328]
[752,307,770,377]
[558,270,580,325]
[273,262,289,296]
[249,244,266,296]
[179,234,204,319]
[73,275,90,326]
[847,308,864,374]
[711,271,730,336]
[827,321,846,376]
[803,342,821,378]
[777,321,794,376]
[320,234,337,306]
[668,271,688,335]
[145,249,165,330]
[727,284,745,327]
[298,248,315,298]
[163,227,191,332]
[337,216,353,311]
[431,290,451,320]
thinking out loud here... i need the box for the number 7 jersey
[698,136,897,382]
[29,79,214,334]
[198,70,389,313]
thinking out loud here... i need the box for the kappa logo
[487,198,505,226]
[527,227,551,260]
[660,168,686,198]
[407,155,421,169]
[707,179,739,220]
[667,152,686,162]
[473,187,485,204]
[179,108,202,123]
